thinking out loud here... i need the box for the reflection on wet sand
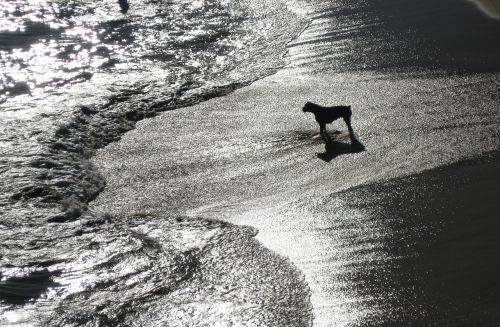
[469,0,500,19]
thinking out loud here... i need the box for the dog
[302,102,354,141]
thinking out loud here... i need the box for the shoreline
[1,0,313,324]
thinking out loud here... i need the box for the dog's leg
[319,123,331,143]
[319,123,326,136]
[343,115,354,135]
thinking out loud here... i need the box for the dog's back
[302,102,351,124]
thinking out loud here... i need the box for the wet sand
[325,152,500,325]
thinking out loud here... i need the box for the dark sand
[336,152,500,325]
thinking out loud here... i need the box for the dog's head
[302,101,314,112]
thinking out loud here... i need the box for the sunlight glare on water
[1,0,273,101]
[0,1,102,100]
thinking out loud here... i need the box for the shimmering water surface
[1,0,500,325]
[0,0,289,100]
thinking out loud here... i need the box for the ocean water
[1,0,500,326]
[0,0,303,221]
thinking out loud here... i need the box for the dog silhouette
[302,102,354,141]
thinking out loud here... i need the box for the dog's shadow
[317,133,366,162]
